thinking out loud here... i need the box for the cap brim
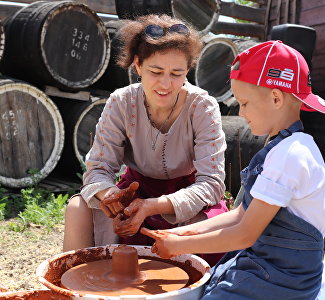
[292,93,325,114]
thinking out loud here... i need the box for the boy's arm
[141,198,281,258]
[169,204,245,235]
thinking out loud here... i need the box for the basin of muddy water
[29,244,211,300]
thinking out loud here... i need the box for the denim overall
[202,121,324,300]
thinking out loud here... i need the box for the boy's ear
[271,89,285,109]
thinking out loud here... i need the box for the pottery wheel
[61,258,190,296]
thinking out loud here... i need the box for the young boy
[141,40,325,299]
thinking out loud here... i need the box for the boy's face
[231,79,279,136]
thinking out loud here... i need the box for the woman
[63,14,227,265]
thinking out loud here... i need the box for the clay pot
[36,244,211,300]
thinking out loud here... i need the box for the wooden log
[210,21,265,39]
[0,77,64,188]
[53,96,107,179]
[222,116,267,196]
[0,1,110,91]
[195,38,258,102]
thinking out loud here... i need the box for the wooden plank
[241,0,268,5]
[210,21,265,39]
[289,0,297,23]
[300,0,325,12]
[45,86,90,101]
[275,0,281,25]
[39,176,81,192]
[282,0,289,24]
[264,0,272,41]
[220,1,266,24]
[299,6,325,27]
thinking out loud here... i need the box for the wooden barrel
[0,19,4,62]
[0,1,110,91]
[171,0,220,34]
[222,116,267,196]
[115,0,172,20]
[53,96,107,179]
[0,77,64,188]
[90,20,129,94]
[301,110,325,159]
[196,38,258,103]
[115,0,218,34]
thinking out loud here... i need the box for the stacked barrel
[0,1,110,188]
[0,0,267,195]
[2,0,322,197]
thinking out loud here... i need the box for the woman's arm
[141,198,281,258]
[81,92,126,208]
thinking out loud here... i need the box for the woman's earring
[137,76,142,82]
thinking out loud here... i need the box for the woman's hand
[113,198,148,236]
[97,182,139,218]
[140,228,183,259]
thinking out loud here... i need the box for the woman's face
[134,49,189,109]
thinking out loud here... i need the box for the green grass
[0,186,72,232]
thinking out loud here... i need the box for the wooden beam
[220,1,266,24]
[210,21,265,39]
[247,0,268,5]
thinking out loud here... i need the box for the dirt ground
[0,220,64,292]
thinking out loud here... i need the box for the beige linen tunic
[81,82,226,224]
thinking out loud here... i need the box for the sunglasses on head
[144,24,190,39]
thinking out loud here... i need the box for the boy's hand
[99,182,139,218]
[140,227,182,259]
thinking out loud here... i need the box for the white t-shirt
[251,132,325,236]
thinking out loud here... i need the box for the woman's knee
[66,195,89,212]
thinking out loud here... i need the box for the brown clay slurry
[60,258,189,296]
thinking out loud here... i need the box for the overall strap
[265,120,304,151]
[240,120,304,208]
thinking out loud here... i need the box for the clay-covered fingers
[102,181,139,205]
[113,214,137,237]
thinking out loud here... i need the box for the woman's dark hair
[116,14,203,69]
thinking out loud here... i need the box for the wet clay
[60,245,190,296]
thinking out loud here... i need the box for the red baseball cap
[230,40,325,113]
